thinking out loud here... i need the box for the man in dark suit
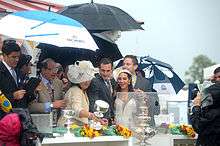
[123,55,151,92]
[0,40,26,117]
[87,58,116,124]
[123,55,160,126]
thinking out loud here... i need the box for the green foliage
[185,54,215,84]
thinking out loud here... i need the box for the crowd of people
[0,40,160,145]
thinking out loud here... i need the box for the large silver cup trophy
[62,109,75,137]
[115,92,156,146]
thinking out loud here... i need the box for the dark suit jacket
[0,62,20,117]
[87,74,116,119]
[0,62,19,107]
[134,74,152,92]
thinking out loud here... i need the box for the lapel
[134,75,140,89]
[0,62,18,87]
[97,74,111,97]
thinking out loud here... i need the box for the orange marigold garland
[70,124,132,138]
[169,123,196,138]
[115,124,132,138]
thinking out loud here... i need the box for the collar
[2,60,12,72]
[40,74,51,86]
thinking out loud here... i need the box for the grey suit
[134,74,152,92]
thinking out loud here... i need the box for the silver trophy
[94,100,109,118]
[115,92,156,146]
[91,100,109,130]
[62,109,75,137]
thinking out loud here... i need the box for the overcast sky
[46,0,220,80]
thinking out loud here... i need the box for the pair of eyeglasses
[46,67,58,73]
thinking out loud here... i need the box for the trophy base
[94,112,103,118]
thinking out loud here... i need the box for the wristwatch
[50,103,53,108]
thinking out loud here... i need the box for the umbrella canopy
[0,10,98,50]
[37,33,123,67]
[59,2,143,31]
[139,56,185,95]
[37,43,97,66]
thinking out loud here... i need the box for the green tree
[185,54,216,84]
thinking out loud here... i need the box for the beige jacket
[28,78,64,113]
[58,86,89,125]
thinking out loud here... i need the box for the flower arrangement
[115,124,132,138]
[168,124,196,138]
[69,124,132,138]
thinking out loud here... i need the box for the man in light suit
[29,58,66,123]
[123,55,160,126]
[87,58,116,124]
[0,40,26,111]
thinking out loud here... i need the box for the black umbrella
[37,34,123,67]
[59,1,143,31]
[37,43,97,66]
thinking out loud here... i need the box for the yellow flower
[70,124,79,129]
[168,123,175,128]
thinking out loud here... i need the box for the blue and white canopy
[0,10,98,51]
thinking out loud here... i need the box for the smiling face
[122,58,138,74]
[41,60,57,81]
[99,63,112,80]
[3,51,20,68]
[117,72,131,92]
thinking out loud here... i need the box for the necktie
[11,68,17,85]
[106,80,112,95]
[46,82,54,101]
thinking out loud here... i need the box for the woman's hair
[116,72,134,92]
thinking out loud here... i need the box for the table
[131,134,196,146]
[42,136,130,146]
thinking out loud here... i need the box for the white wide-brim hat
[67,60,98,84]
[113,67,132,80]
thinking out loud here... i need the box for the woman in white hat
[58,61,98,125]
[114,69,137,128]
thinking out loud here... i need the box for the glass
[62,109,75,137]
[7,55,20,60]
[46,67,58,73]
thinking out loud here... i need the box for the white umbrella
[0,10,98,51]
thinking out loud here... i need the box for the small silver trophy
[94,100,109,118]
[62,109,75,137]
[91,100,109,130]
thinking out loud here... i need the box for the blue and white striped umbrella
[139,56,185,95]
[0,10,98,51]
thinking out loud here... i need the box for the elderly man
[87,58,116,124]
[29,58,66,125]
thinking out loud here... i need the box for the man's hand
[13,90,26,100]
[52,99,67,109]
[193,93,202,106]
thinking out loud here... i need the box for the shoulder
[66,86,83,96]
[0,62,7,73]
